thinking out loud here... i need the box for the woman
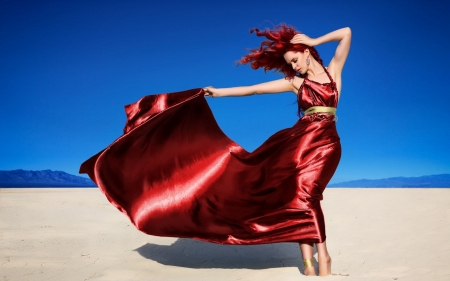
[80,24,351,277]
[203,25,352,276]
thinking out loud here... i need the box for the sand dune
[1,188,449,281]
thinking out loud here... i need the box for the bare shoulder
[290,76,304,95]
[325,65,340,82]
[324,65,335,78]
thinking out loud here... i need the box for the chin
[297,71,307,77]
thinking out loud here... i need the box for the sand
[1,188,449,281]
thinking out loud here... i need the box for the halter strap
[322,66,337,90]
[321,65,339,105]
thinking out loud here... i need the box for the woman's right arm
[204,78,297,97]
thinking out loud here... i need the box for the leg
[299,243,317,276]
[316,240,332,276]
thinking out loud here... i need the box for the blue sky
[1,0,449,183]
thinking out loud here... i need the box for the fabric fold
[80,85,340,245]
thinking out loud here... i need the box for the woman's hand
[290,34,317,47]
[203,86,217,97]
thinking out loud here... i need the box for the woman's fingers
[203,86,215,97]
[290,34,315,46]
[290,34,305,43]
[291,36,304,43]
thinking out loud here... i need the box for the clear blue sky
[1,0,449,183]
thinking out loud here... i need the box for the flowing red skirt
[80,88,341,245]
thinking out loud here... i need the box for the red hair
[239,24,323,80]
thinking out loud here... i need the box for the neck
[306,57,324,77]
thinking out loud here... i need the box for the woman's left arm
[322,27,352,75]
[291,27,352,75]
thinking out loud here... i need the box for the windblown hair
[239,24,323,80]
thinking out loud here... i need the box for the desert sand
[1,188,449,281]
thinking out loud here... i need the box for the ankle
[303,258,317,276]
[304,266,317,276]
[318,255,332,276]
[319,254,331,262]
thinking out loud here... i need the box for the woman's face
[284,50,309,75]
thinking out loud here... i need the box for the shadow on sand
[135,238,318,270]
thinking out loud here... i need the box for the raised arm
[204,78,296,97]
[290,27,352,76]
[324,27,352,75]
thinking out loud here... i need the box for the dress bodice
[297,66,339,113]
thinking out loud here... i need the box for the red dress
[80,67,341,245]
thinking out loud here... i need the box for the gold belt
[304,106,336,115]
[304,106,337,121]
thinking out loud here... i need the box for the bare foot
[318,255,332,276]
[304,266,317,276]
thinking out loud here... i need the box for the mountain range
[328,174,450,187]
[0,169,96,187]
[0,170,449,188]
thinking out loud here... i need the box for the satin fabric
[80,72,341,245]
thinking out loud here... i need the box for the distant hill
[328,174,450,188]
[2,170,449,188]
[0,169,96,187]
